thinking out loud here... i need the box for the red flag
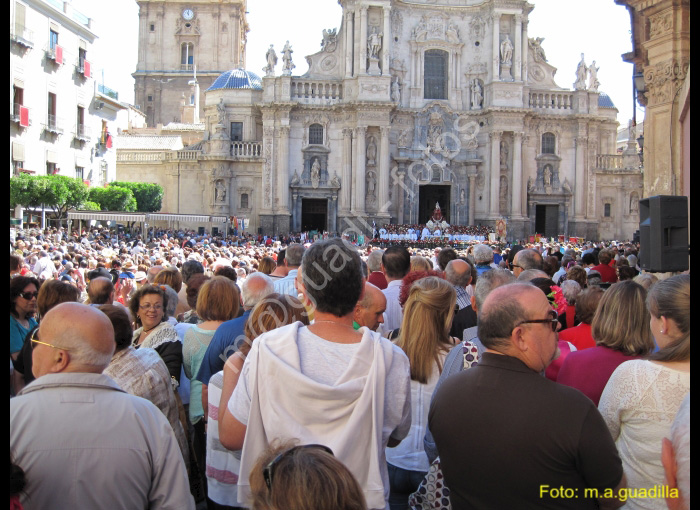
[106,133,112,148]
[83,60,91,78]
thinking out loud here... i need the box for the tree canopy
[10,174,89,220]
[88,186,137,212]
[110,181,163,212]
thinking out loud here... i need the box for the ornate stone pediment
[411,13,461,44]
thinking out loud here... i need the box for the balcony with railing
[10,24,33,48]
[74,124,91,142]
[231,141,262,158]
[45,44,63,65]
[290,79,343,105]
[594,154,642,172]
[98,84,119,100]
[43,114,63,134]
[528,90,574,111]
[181,64,194,72]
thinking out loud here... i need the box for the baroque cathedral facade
[118,0,642,240]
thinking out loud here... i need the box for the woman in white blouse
[599,274,690,510]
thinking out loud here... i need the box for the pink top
[558,323,596,351]
[556,346,642,405]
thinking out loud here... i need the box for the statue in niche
[311,158,321,189]
[529,37,547,63]
[264,45,277,76]
[215,180,226,202]
[412,20,428,42]
[391,78,401,103]
[460,188,466,204]
[331,171,341,188]
[368,27,382,59]
[500,141,509,174]
[281,41,294,75]
[471,79,483,109]
[366,170,376,197]
[500,35,513,65]
[217,98,227,125]
[320,28,337,52]
[431,202,443,222]
[543,165,552,187]
[588,61,600,92]
[574,53,588,90]
[446,23,460,43]
[527,176,534,191]
[630,192,639,213]
[398,129,410,148]
[291,170,300,186]
[366,135,377,166]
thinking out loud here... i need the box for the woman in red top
[558,286,604,350]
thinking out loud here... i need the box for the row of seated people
[374,223,495,242]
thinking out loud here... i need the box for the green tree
[110,181,163,212]
[10,174,89,220]
[89,186,137,212]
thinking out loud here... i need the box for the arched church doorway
[301,198,328,232]
[419,185,451,224]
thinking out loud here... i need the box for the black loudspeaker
[639,195,688,272]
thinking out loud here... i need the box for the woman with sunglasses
[10,276,40,361]
[129,284,182,385]
[557,280,654,405]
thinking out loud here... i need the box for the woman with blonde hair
[257,256,276,276]
[556,280,654,405]
[387,276,457,510]
[599,274,689,510]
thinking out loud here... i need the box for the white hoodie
[231,322,411,510]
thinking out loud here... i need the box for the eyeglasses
[19,291,39,300]
[30,328,72,351]
[263,444,334,490]
[139,303,163,311]
[514,310,559,332]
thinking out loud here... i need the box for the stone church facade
[118,0,642,241]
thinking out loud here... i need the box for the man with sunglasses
[429,283,626,510]
[10,303,194,510]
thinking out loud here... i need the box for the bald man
[429,284,626,510]
[512,248,544,278]
[10,303,194,510]
[353,282,387,332]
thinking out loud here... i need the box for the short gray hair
[367,249,384,273]
[56,331,114,370]
[473,244,493,265]
[241,272,275,310]
[445,260,472,288]
[473,268,515,312]
[285,244,305,267]
[161,285,179,318]
[560,280,582,305]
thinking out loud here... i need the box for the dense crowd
[10,226,690,510]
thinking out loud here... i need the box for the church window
[181,43,194,70]
[149,23,155,32]
[230,122,243,141]
[309,124,323,145]
[604,203,611,217]
[240,193,249,209]
[424,50,448,100]
[542,132,556,154]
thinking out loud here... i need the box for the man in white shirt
[380,246,411,333]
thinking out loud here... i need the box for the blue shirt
[273,269,299,296]
[195,309,251,385]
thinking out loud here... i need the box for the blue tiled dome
[598,92,617,109]
[207,69,263,91]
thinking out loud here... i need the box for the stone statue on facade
[215,179,226,202]
[310,158,321,189]
[500,141,509,174]
[529,37,547,63]
[330,171,341,188]
[471,78,483,109]
[543,165,553,187]
[366,136,377,166]
[366,170,376,199]
[282,41,295,75]
[368,27,382,59]
[628,119,636,142]
[391,78,401,103]
[321,28,337,52]
[588,60,600,92]
[264,45,277,76]
[216,98,227,125]
[290,169,300,186]
[500,35,513,65]
[574,53,587,90]
[446,23,460,43]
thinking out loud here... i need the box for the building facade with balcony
[118,0,642,240]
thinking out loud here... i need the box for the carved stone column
[382,6,391,75]
[575,136,587,218]
[341,128,352,213]
[359,7,368,75]
[489,131,502,217]
[397,164,406,224]
[514,15,522,81]
[354,126,367,214]
[378,126,390,216]
[492,13,501,81]
[521,19,528,82]
[512,132,523,217]
[468,171,477,225]
[345,11,353,78]
[277,126,290,213]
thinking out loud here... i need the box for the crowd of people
[9,225,690,510]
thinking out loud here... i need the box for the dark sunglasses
[19,291,39,300]
[514,310,559,332]
[263,444,334,490]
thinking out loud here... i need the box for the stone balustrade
[528,91,574,110]
[595,154,628,170]
[231,141,262,157]
[290,79,343,104]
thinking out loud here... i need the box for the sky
[76,0,640,125]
